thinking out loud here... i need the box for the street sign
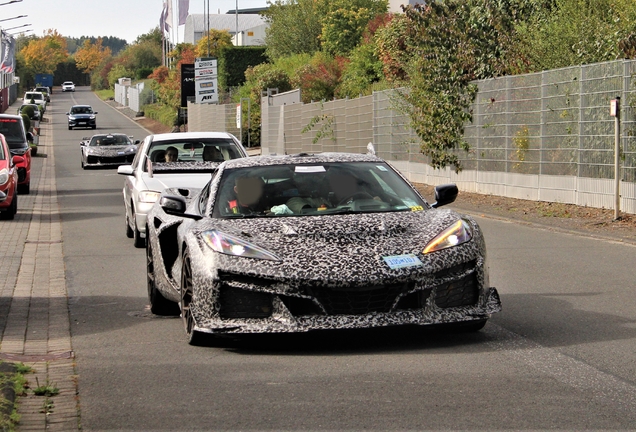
[195,57,218,104]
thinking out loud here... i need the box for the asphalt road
[54,88,636,430]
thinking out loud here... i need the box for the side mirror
[79,141,86,146]
[26,132,34,142]
[11,155,24,166]
[117,165,134,176]
[160,195,202,220]
[93,112,98,115]
[65,112,70,115]
[134,140,140,145]
[431,184,458,208]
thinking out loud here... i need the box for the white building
[183,14,268,46]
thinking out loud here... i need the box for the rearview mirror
[431,184,458,208]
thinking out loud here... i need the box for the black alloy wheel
[180,250,208,345]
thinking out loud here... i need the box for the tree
[263,0,326,60]
[516,0,636,70]
[20,30,68,74]
[320,0,388,56]
[75,38,112,74]
[194,29,232,58]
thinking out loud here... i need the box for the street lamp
[9,29,31,35]
[3,23,30,31]
[0,15,26,23]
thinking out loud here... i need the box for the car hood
[85,145,137,156]
[141,172,215,193]
[195,209,481,284]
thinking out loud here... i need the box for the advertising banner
[180,63,195,107]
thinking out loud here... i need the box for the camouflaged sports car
[145,152,502,345]
[80,133,140,169]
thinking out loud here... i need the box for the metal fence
[187,59,636,214]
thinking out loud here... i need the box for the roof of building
[185,14,267,36]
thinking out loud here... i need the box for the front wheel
[18,182,30,195]
[68,126,72,130]
[181,250,209,346]
[131,206,145,248]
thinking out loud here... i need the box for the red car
[0,114,32,194]
[0,133,22,219]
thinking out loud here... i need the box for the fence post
[612,96,621,220]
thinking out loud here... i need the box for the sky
[0,0,268,44]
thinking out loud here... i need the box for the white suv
[117,132,248,248]
[23,91,46,113]
[62,81,75,92]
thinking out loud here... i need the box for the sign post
[610,97,621,220]
[195,57,218,104]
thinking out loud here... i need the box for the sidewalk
[0,105,79,430]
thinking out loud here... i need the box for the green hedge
[218,46,267,90]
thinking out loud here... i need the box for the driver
[225,174,267,215]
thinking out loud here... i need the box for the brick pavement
[0,108,80,431]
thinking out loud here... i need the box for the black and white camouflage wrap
[80,140,138,167]
[146,153,502,335]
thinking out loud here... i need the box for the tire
[68,126,72,130]
[18,182,30,195]
[181,250,209,346]
[1,192,16,220]
[132,206,145,248]
[125,213,134,238]
[92,125,96,130]
[450,319,488,333]
[147,239,179,316]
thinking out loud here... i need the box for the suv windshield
[212,162,427,218]
[0,117,27,150]
[70,106,92,114]
[146,138,242,167]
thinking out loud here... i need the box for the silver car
[117,132,248,248]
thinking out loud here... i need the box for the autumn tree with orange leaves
[75,38,112,74]
[20,30,68,74]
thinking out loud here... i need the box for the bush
[20,113,30,133]
[20,105,35,119]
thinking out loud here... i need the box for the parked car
[66,105,97,130]
[61,81,75,92]
[23,91,46,113]
[0,114,33,194]
[144,152,502,345]
[17,104,41,121]
[0,133,23,220]
[33,86,51,102]
[117,132,248,248]
[80,133,140,169]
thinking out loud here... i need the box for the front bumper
[84,153,135,167]
[188,257,502,335]
[69,119,95,128]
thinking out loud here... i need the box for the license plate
[382,254,423,269]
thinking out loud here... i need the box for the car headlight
[0,168,9,186]
[201,230,281,261]
[138,190,161,203]
[89,115,95,119]
[423,219,472,254]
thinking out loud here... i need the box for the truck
[34,73,54,93]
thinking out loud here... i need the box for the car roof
[220,152,384,170]
[149,132,235,142]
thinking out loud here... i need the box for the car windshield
[0,118,26,149]
[146,138,242,167]
[212,162,428,218]
[71,107,92,114]
[25,93,42,101]
[89,135,131,146]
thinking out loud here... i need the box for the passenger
[164,146,179,162]
[203,146,224,162]
[286,173,330,213]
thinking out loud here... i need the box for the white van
[23,91,46,113]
